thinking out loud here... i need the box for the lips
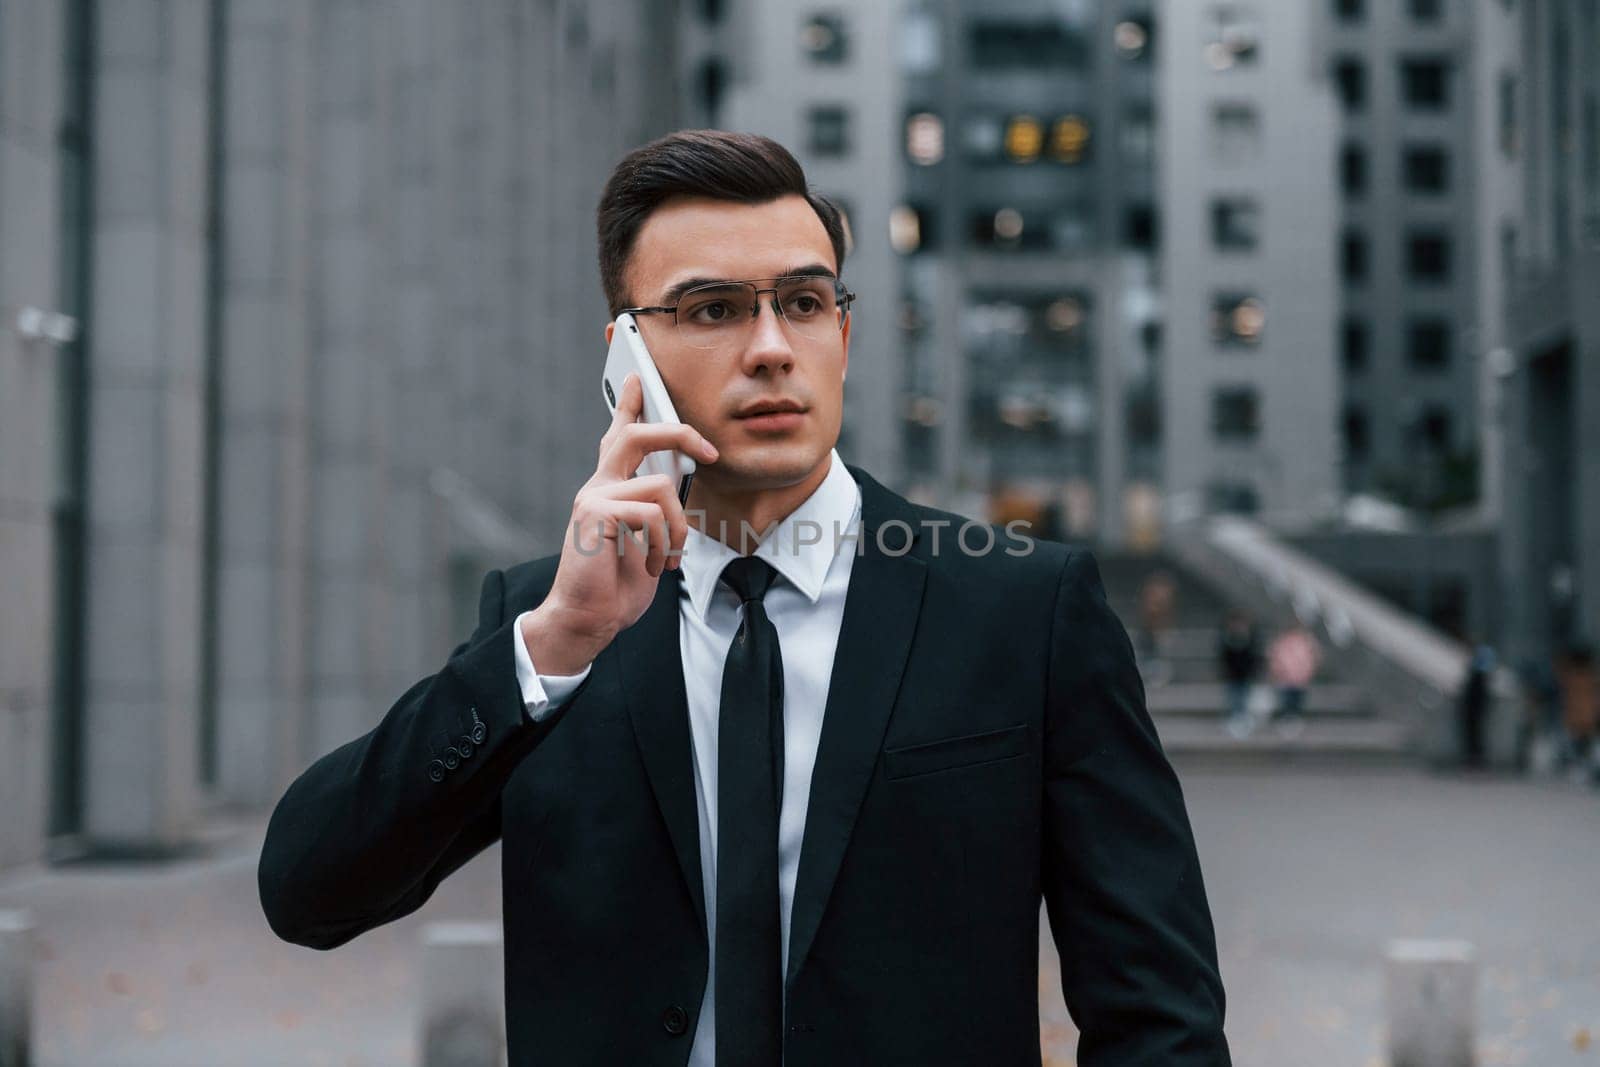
[735,400,808,418]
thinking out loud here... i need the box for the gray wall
[0,0,684,869]
[1158,0,1340,523]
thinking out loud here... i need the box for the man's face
[606,194,850,493]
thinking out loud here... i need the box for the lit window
[1005,116,1044,163]
[1205,5,1260,70]
[1050,115,1091,163]
[889,204,930,254]
[905,111,945,165]
[1115,18,1151,60]
[801,13,849,64]
[1212,293,1265,345]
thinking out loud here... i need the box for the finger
[605,500,669,577]
[598,420,718,483]
[590,473,688,570]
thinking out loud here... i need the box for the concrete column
[81,0,213,852]
[0,0,67,868]
[1385,938,1477,1067]
[419,921,505,1067]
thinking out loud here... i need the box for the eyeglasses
[620,276,856,351]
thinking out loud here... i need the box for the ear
[604,320,616,346]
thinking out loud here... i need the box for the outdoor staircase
[1096,552,1415,764]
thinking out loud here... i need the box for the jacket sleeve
[257,567,592,949]
[1040,550,1232,1064]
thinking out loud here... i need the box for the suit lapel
[786,465,928,986]
[613,567,707,942]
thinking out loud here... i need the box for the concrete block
[419,921,505,1067]
[1385,939,1476,1067]
[0,910,33,1067]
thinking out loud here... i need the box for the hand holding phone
[602,313,697,505]
[515,326,718,676]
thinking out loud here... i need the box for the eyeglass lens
[672,278,847,349]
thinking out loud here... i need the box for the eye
[685,299,738,324]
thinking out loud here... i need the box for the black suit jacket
[259,463,1230,1065]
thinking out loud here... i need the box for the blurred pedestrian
[1218,609,1262,739]
[1267,622,1321,739]
[1456,641,1496,769]
[1138,568,1178,686]
[1555,643,1599,785]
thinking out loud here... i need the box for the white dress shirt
[512,448,861,1067]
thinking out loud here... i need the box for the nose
[739,295,795,376]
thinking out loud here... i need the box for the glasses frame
[619,275,857,347]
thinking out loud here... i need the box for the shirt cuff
[513,609,594,722]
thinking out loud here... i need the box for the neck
[686,453,833,555]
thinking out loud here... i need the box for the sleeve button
[426,760,445,783]
[457,735,475,759]
[471,721,488,744]
[661,1005,689,1036]
[442,748,461,770]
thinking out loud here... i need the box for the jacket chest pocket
[882,722,1030,780]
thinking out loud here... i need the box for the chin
[708,440,829,487]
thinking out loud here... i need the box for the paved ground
[1,764,1596,1066]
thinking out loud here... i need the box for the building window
[1401,57,1451,110]
[968,18,1090,69]
[905,111,945,165]
[1334,57,1367,112]
[700,0,726,23]
[1585,96,1599,190]
[1211,293,1265,346]
[1343,406,1370,459]
[1500,222,1519,282]
[890,203,935,254]
[1407,230,1451,281]
[1341,142,1368,196]
[1212,387,1261,441]
[801,13,849,63]
[1402,144,1450,193]
[1115,17,1153,62]
[1126,203,1158,250]
[1205,5,1261,70]
[1409,0,1443,21]
[971,206,1049,250]
[1342,228,1369,283]
[1334,0,1364,21]
[1407,318,1452,371]
[807,105,851,157]
[1211,197,1260,251]
[1415,407,1452,450]
[1212,102,1261,160]
[1121,103,1155,163]
[696,58,728,126]
[1342,317,1370,373]
[1499,72,1518,157]
[1207,481,1261,514]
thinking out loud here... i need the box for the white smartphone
[601,312,697,504]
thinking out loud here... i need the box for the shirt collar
[678,447,861,619]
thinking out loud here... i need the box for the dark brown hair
[596,130,848,316]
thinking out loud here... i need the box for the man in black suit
[259,130,1230,1066]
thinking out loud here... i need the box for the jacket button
[426,760,445,783]
[442,747,461,770]
[661,1005,689,1036]
[471,721,488,744]
[457,735,475,759]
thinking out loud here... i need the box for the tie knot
[720,556,778,604]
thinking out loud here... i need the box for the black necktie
[716,556,785,1066]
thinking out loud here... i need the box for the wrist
[521,598,611,676]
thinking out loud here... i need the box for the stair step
[1153,715,1413,762]
[1145,682,1370,716]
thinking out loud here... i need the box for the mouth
[733,401,809,433]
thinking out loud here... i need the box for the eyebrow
[658,263,838,306]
